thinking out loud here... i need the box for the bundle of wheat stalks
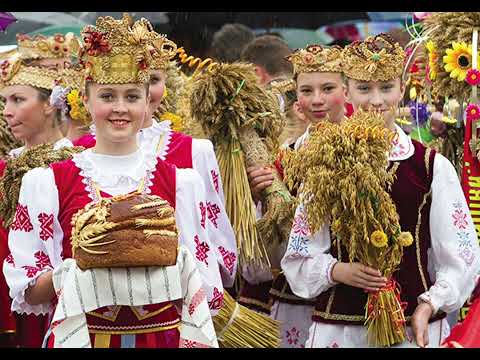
[284,110,414,347]
[213,291,280,348]
[189,62,295,270]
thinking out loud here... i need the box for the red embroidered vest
[312,141,446,325]
[50,157,178,334]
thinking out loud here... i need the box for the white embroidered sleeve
[424,153,480,314]
[175,168,224,316]
[280,203,338,299]
[191,139,238,287]
[3,167,64,315]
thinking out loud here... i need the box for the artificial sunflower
[398,232,414,247]
[443,42,474,82]
[426,41,438,80]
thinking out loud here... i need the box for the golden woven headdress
[0,54,60,90]
[342,33,406,82]
[16,32,80,60]
[0,33,79,91]
[287,44,343,75]
[140,19,177,71]
[79,13,158,84]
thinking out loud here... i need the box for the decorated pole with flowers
[284,110,415,347]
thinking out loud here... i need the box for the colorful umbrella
[0,12,17,32]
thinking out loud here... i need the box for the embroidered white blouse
[91,120,238,287]
[281,125,480,315]
[138,119,238,287]
[3,147,224,317]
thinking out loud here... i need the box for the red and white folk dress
[3,148,222,347]
[74,120,238,288]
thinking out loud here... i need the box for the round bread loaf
[71,193,178,270]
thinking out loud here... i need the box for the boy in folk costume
[2,14,219,348]
[0,33,80,347]
[244,45,347,348]
[281,33,480,348]
[73,19,238,297]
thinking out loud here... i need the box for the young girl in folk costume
[3,14,219,348]
[281,33,480,348]
[73,20,238,295]
[243,45,347,348]
[0,33,79,347]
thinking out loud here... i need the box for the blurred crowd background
[0,12,413,57]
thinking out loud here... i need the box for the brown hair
[241,35,293,78]
[211,23,255,63]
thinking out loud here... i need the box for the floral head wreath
[79,13,158,85]
[287,44,343,75]
[342,33,406,82]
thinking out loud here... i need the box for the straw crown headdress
[0,33,80,91]
[287,44,343,75]
[342,33,406,82]
[79,13,161,84]
[16,32,80,60]
[142,19,178,71]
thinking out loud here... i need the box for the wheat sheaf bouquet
[189,62,295,269]
[284,110,415,347]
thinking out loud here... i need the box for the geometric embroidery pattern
[5,253,14,266]
[179,339,210,348]
[208,287,223,310]
[292,211,310,236]
[285,326,301,347]
[452,208,468,229]
[218,246,236,275]
[194,235,210,265]
[199,202,206,229]
[210,170,219,193]
[34,250,51,270]
[22,265,40,278]
[10,204,33,232]
[38,213,54,241]
[206,202,221,228]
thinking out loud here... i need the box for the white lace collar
[138,119,171,144]
[138,119,172,160]
[72,147,159,198]
[8,137,73,158]
[89,119,172,159]
[389,124,414,161]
